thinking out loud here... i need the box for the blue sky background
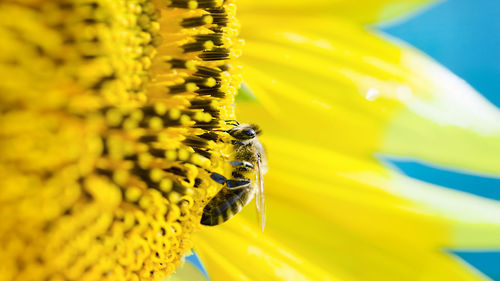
[380,0,500,108]
[377,0,500,280]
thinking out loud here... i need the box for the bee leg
[211,172,250,190]
[210,172,227,184]
[231,140,245,146]
[229,160,253,172]
[226,177,251,190]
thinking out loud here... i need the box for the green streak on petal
[376,0,440,25]
[382,108,500,176]
[454,223,500,249]
[236,82,258,103]
[165,262,209,281]
[390,173,500,248]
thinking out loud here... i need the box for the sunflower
[0,0,499,281]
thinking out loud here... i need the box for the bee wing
[256,156,266,232]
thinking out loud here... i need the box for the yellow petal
[196,136,498,280]
[195,218,340,281]
[387,174,500,248]
[239,0,437,24]
[237,15,500,175]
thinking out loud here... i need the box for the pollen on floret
[166,150,177,161]
[168,108,181,120]
[178,148,190,161]
[126,187,143,202]
[188,1,198,9]
[185,60,197,70]
[150,168,164,182]
[149,116,164,130]
[185,82,198,92]
[179,114,191,125]
[160,179,174,192]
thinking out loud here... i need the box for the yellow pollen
[185,60,197,70]
[139,195,152,209]
[203,113,213,122]
[166,150,177,161]
[203,40,215,50]
[203,15,214,25]
[126,187,143,202]
[149,116,164,130]
[123,118,139,130]
[204,77,217,87]
[106,109,123,127]
[160,179,174,193]
[113,170,130,186]
[178,149,190,161]
[193,111,204,121]
[169,108,181,120]
[185,82,198,92]
[154,103,168,115]
[131,109,144,121]
[180,115,191,125]
[168,192,182,204]
[139,153,154,169]
[188,1,198,9]
[158,132,170,143]
[150,168,164,182]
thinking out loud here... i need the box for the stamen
[185,77,217,87]
[195,88,226,98]
[194,34,225,46]
[166,58,195,69]
[181,15,213,28]
[199,48,230,61]
[189,99,219,109]
[195,0,224,9]
[194,66,222,78]
[182,40,214,53]
[167,82,198,94]
[168,0,199,9]
[207,7,229,26]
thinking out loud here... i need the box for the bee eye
[243,129,256,138]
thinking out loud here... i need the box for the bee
[201,122,267,231]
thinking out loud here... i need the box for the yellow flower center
[0,0,242,280]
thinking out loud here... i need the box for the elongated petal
[239,0,437,24]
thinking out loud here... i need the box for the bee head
[228,124,261,140]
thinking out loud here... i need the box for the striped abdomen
[201,186,253,226]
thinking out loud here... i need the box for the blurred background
[375,0,499,279]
